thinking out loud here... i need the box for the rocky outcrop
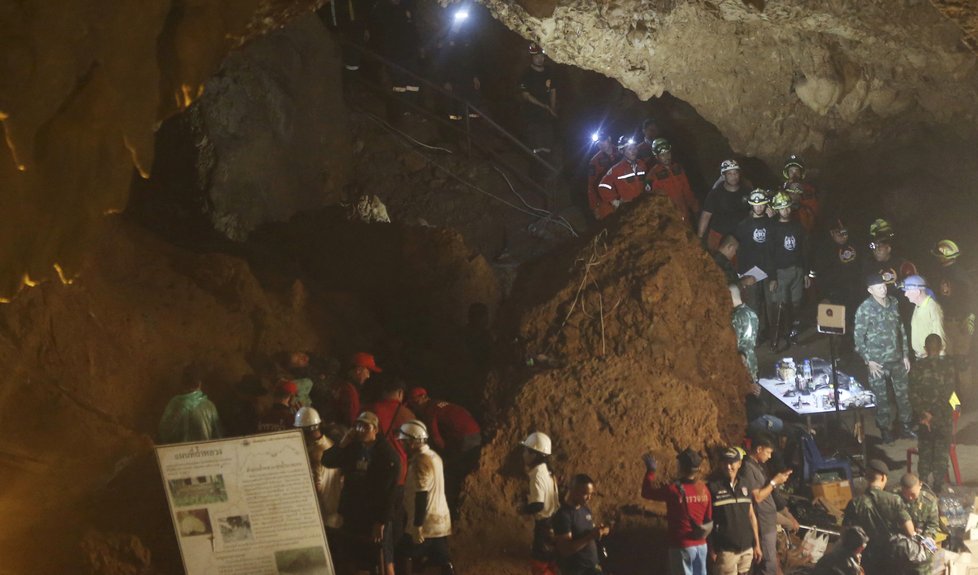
[479,0,978,163]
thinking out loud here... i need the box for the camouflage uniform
[903,488,940,575]
[733,303,760,382]
[854,295,911,430]
[910,356,957,492]
[843,487,912,574]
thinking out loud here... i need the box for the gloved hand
[612,199,621,208]
[411,527,425,545]
[642,452,657,472]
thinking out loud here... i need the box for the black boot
[902,424,918,439]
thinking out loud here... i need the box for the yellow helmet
[771,191,792,211]
[932,239,960,263]
[869,218,894,241]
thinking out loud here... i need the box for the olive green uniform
[903,489,939,575]
[732,303,759,382]
[910,356,957,492]
[843,486,911,574]
[854,295,911,431]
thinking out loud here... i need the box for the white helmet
[521,431,552,455]
[398,420,429,441]
[720,159,740,174]
[294,407,322,428]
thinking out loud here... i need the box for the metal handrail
[340,40,560,176]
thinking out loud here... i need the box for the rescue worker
[407,387,481,515]
[843,459,916,575]
[636,117,662,162]
[713,236,740,285]
[322,411,401,575]
[331,352,382,428]
[780,155,820,233]
[899,473,940,544]
[398,420,455,575]
[910,334,957,493]
[587,131,620,220]
[739,435,792,575]
[731,284,760,383]
[553,473,611,575]
[706,447,761,575]
[646,138,700,225]
[594,135,649,219]
[811,526,868,575]
[257,379,298,433]
[931,240,975,398]
[369,0,422,110]
[854,274,913,443]
[814,218,862,343]
[734,190,772,322]
[864,219,918,315]
[434,5,483,122]
[158,363,223,444]
[699,160,749,251]
[641,448,713,575]
[295,407,343,525]
[519,43,557,157]
[518,432,560,575]
[767,191,810,351]
[904,275,948,359]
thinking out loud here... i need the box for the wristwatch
[769,479,778,488]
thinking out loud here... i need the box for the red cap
[408,387,428,401]
[276,379,299,396]
[352,352,383,373]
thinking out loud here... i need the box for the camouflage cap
[867,459,889,477]
[865,273,886,288]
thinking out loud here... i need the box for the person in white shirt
[294,408,343,527]
[398,420,454,575]
[518,432,560,575]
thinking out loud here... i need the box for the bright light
[591,132,600,143]
[454,9,469,22]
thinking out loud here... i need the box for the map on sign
[156,430,334,575]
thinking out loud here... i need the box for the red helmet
[528,42,544,55]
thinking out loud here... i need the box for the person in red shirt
[781,155,820,234]
[365,377,417,486]
[329,352,382,428]
[408,387,482,515]
[646,138,700,226]
[594,135,649,219]
[587,131,621,221]
[641,448,713,575]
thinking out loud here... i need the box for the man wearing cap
[554,473,611,575]
[734,190,773,322]
[595,136,649,219]
[904,275,948,359]
[407,388,481,514]
[739,435,792,575]
[910,334,957,492]
[699,160,750,251]
[843,459,916,574]
[647,138,700,225]
[295,407,343,524]
[854,274,913,442]
[707,448,761,575]
[331,352,382,428]
[398,420,455,575]
[814,218,862,346]
[519,43,557,157]
[322,411,401,575]
[587,132,620,221]
[641,448,713,575]
[257,379,299,433]
[519,432,560,575]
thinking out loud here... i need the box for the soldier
[811,526,868,575]
[731,284,759,382]
[899,473,939,575]
[843,459,916,575]
[910,334,957,492]
[854,273,913,443]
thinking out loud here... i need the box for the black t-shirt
[815,237,861,301]
[552,503,599,575]
[704,183,749,236]
[519,67,554,117]
[735,215,772,274]
[707,477,756,552]
[769,219,806,270]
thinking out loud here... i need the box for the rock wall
[477,0,978,163]
[456,197,751,574]
[0,0,324,298]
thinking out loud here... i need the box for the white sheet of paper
[740,266,768,282]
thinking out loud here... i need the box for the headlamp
[591,132,600,143]
[453,9,469,22]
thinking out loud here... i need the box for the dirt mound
[455,196,751,574]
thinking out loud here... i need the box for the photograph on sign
[155,431,334,574]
